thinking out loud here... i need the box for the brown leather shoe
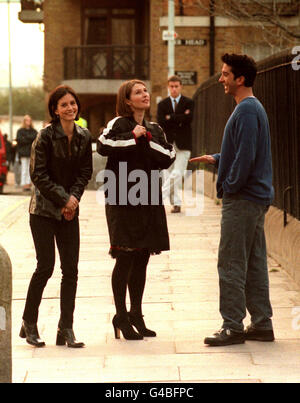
[171,206,181,213]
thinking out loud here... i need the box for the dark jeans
[218,195,273,332]
[22,214,80,328]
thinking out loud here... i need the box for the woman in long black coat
[97,79,175,340]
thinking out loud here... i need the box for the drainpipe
[179,0,184,16]
[209,0,215,76]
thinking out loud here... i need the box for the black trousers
[22,214,80,328]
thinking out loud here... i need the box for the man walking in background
[190,53,274,346]
[157,75,194,213]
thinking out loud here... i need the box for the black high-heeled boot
[19,320,45,347]
[56,328,85,348]
[112,315,143,340]
[128,312,156,337]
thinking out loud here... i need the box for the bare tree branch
[192,0,300,40]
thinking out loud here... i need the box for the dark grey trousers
[218,195,273,332]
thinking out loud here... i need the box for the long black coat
[157,95,194,151]
[97,116,176,255]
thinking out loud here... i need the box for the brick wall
[149,0,299,119]
[43,0,81,94]
[149,0,211,119]
[42,0,298,124]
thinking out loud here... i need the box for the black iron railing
[64,45,150,81]
[192,49,300,221]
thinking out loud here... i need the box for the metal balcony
[64,45,150,81]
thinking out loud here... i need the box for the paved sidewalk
[1,190,300,383]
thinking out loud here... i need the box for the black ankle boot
[128,312,156,337]
[112,315,143,340]
[56,328,85,348]
[19,320,45,347]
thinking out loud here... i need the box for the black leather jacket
[29,122,93,220]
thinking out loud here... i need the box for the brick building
[19,0,299,138]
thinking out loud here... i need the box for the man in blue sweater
[190,53,274,346]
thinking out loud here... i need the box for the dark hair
[48,85,81,123]
[168,75,182,85]
[116,79,146,117]
[221,53,257,87]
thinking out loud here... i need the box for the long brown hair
[116,79,146,117]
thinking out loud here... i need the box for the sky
[0,2,44,88]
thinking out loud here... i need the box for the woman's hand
[65,195,79,211]
[61,195,78,221]
[61,207,75,221]
[132,125,147,138]
[189,155,216,164]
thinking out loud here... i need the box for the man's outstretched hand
[189,155,216,164]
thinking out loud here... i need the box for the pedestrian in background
[75,116,88,128]
[190,53,274,346]
[3,134,13,171]
[16,115,37,191]
[157,75,194,213]
[97,79,175,340]
[20,85,93,348]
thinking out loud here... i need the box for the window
[242,43,281,61]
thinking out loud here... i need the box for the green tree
[0,87,45,120]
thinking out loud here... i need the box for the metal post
[7,0,13,141]
[168,0,175,77]
[209,0,215,76]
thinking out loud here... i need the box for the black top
[157,95,194,151]
[16,127,37,157]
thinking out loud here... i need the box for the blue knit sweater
[212,97,274,205]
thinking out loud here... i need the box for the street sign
[177,39,206,46]
[175,71,198,86]
[164,39,207,46]
[162,30,178,41]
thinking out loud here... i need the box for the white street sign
[162,30,178,41]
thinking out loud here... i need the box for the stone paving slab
[1,190,300,383]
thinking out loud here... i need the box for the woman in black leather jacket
[20,85,92,348]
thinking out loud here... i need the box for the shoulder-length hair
[48,85,81,123]
[22,114,34,129]
[116,79,146,117]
